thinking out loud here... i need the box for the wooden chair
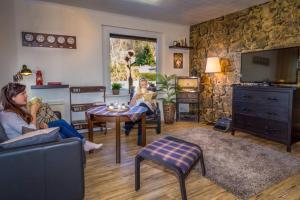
[130,86,161,134]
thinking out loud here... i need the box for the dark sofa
[0,124,85,200]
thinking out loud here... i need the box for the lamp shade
[20,65,32,76]
[205,57,221,73]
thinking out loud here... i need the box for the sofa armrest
[0,138,85,200]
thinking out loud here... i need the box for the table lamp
[205,57,221,123]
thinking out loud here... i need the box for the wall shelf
[31,84,69,89]
[169,45,193,50]
[69,86,106,131]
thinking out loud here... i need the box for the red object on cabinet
[36,70,43,85]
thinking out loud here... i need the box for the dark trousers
[125,103,154,145]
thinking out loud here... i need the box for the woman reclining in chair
[125,78,157,145]
[0,82,102,152]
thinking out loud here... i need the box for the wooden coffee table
[86,106,147,163]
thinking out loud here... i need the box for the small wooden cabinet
[232,85,300,152]
[70,86,106,130]
[176,77,200,122]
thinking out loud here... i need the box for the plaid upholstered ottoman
[135,136,206,200]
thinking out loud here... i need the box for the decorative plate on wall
[57,36,65,44]
[66,37,75,45]
[22,32,77,49]
[24,33,34,42]
[36,34,45,43]
[47,35,56,43]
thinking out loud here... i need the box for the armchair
[130,86,161,134]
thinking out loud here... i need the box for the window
[109,34,157,89]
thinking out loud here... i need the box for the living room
[1,0,300,199]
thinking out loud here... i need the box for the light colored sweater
[0,111,36,139]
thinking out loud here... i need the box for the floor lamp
[205,57,221,124]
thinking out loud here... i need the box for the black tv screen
[241,47,299,84]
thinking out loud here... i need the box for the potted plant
[157,74,177,124]
[112,83,122,95]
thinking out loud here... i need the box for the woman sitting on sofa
[0,82,102,151]
[125,78,157,144]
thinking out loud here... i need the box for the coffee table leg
[116,116,121,163]
[141,113,146,147]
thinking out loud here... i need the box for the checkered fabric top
[86,105,147,122]
[138,136,202,174]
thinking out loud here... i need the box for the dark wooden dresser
[232,85,300,152]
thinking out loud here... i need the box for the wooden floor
[84,122,300,200]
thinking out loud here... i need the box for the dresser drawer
[234,102,266,118]
[177,92,198,99]
[263,121,288,141]
[233,89,259,103]
[233,114,288,142]
[234,101,289,122]
[264,107,289,122]
[233,114,267,133]
[177,98,199,103]
[260,91,289,108]
[234,88,290,107]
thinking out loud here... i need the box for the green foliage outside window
[139,72,156,81]
[134,44,156,66]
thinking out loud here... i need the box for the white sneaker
[84,141,103,152]
[83,141,94,152]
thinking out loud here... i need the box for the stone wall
[190,0,300,122]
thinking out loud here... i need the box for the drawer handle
[242,108,251,112]
[267,112,278,116]
[267,97,278,101]
[243,95,252,99]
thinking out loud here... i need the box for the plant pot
[112,89,120,95]
[163,103,176,124]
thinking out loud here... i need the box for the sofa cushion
[22,126,37,134]
[0,123,8,143]
[0,127,60,149]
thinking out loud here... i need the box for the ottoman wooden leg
[178,172,187,200]
[199,152,206,176]
[135,155,143,191]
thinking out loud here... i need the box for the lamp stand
[206,75,215,125]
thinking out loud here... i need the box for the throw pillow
[0,127,60,149]
[37,103,59,124]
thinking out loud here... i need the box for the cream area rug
[171,127,300,199]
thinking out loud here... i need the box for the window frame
[102,25,162,93]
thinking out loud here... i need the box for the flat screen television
[241,46,299,84]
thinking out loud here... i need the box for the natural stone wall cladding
[190,0,300,122]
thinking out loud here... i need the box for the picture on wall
[173,53,183,69]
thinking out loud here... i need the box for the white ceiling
[36,0,270,25]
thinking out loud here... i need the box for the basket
[163,103,175,124]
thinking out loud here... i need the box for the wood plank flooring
[84,122,300,200]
